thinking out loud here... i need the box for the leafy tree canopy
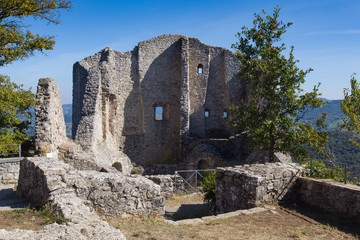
[0,0,71,153]
[228,6,329,162]
[340,74,360,147]
[0,75,35,145]
[0,0,71,66]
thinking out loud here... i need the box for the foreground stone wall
[17,157,165,216]
[0,160,20,185]
[215,163,304,213]
[2,157,128,239]
[297,177,360,217]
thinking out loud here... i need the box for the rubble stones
[145,175,174,198]
[17,157,165,216]
[244,150,292,164]
[2,157,131,239]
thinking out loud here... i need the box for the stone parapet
[0,160,20,185]
[296,177,360,217]
[215,162,304,213]
[145,175,174,198]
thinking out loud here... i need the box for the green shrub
[305,160,345,182]
[35,203,69,225]
[200,171,216,203]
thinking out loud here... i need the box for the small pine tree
[228,6,329,162]
[200,171,216,203]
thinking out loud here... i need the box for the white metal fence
[174,169,215,192]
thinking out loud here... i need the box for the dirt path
[164,192,211,220]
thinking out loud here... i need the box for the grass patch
[106,206,359,240]
[34,203,69,225]
[0,203,69,231]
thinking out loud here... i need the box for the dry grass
[107,207,359,240]
[105,193,359,240]
[0,204,68,231]
[0,208,45,231]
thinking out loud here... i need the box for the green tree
[0,0,71,66]
[228,6,328,162]
[340,74,360,147]
[0,75,35,146]
[0,0,71,153]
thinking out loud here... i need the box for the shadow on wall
[123,41,182,165]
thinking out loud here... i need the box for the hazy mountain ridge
[23,100,360,165]
[301,99,344,130]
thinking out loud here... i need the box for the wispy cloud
[306,30,360,36]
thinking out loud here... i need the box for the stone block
[215,163,303,213]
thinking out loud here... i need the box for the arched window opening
[204,109,210,118]
[197,64,203,74]
[155,106,163,120]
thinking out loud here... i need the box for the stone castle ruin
[71,34,248,172]
[1,34,359,239]
[27,34,250,220]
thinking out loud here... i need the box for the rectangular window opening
[155,106,163,120]
[204,109,210,118]
[223,111,228,118]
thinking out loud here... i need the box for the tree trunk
[269,124,275,162]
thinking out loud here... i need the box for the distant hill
[22,101,360,165]
[24,105,72,138]
[62,104,72,138]
[302,99,344,130]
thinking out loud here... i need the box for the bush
[305,160,345,182]
[200,171,216,203]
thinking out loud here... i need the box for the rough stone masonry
[72,34,248,171]
[215,163,304,213]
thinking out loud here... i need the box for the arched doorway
[197,159,210,169]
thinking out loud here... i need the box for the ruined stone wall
[36,78,133,174]
[8,157,128,239]
[35,78,67,159]
[145,175,174,198]
[0,160,20,185]
[188,38,242,139]
[131,35,182,164]
[297,177,360,217]
[215,163,304,213]
[17,157,165,216]
[72,35,244,167]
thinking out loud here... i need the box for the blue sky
[1,0,360,104]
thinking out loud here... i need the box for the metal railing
[308,159,360,185]
[174,169,215,193]
[0,144,22,158]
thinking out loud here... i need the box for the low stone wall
[17,157,165,216]
[2,157,127,239]
[145,175,174,198]
[215,162,304,213]
[0,160,20,185]
[296,177,360,217]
